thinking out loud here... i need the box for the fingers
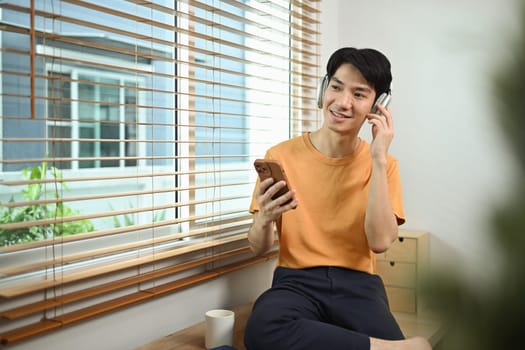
[367,104,394,160]
[257,179,298,218]
[258,179,286,199]
[368,104,392,127]
[257,177,275,196]
[368,104,394,136]
[276,189,298,210]
[378,104,393,129]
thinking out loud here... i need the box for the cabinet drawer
[385,286,416,314]
[376,261,416,288]
[377,237,418,263]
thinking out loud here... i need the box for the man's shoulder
[268,134,306,154]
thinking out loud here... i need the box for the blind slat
[0,212,253,253]
[0,196,249,231]
[0,168,250,187]
[0,34,318,81]
[1,245,257,319]
[1,181,251,209]
[0,220,253,277]
[0,232,249,298]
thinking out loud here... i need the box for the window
[46,68,144,169]
[0,0,320,344]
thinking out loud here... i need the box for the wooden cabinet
[376,230,429,314]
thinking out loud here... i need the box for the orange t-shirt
[249,133,405,274]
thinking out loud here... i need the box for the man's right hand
[256,178,298,223]
[248,178,297,255]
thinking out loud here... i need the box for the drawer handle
[398,237,404,243]
[389,261,396,267]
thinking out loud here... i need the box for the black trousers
[244,266,404,350]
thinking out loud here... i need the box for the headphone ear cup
[317,75,328,109]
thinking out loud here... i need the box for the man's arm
[248,178,297,255]
[365,103,399,253]
[365,158,398,253]
[248,211,276,255]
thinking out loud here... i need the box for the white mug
[205,309,235,349]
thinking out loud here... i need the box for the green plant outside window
[0,162,95,246]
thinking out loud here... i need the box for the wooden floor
[136,303,443,350]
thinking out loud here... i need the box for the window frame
[42,60,149,171]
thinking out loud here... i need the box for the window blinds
[0,0,320,344]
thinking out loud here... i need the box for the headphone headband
[316,75,329,109]
[317,75,393,109]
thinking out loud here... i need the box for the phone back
[253,159,290,200]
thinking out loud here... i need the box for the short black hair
[326,47,392,99]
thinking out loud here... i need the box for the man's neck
[309,129,360,158]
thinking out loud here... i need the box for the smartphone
[253,159,290,201]
[371,92,392,115]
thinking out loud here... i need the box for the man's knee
[244,305,275,350]
[244,299,297,350]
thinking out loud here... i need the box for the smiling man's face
[322,63,376,135]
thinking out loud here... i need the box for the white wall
[321,0,521,281]
[4,1,522,349]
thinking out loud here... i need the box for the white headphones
[316,75,329,109]
[316,74,392,111]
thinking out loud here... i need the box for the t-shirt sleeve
[387,157,406,225]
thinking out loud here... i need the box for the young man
[244,47,431,350]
